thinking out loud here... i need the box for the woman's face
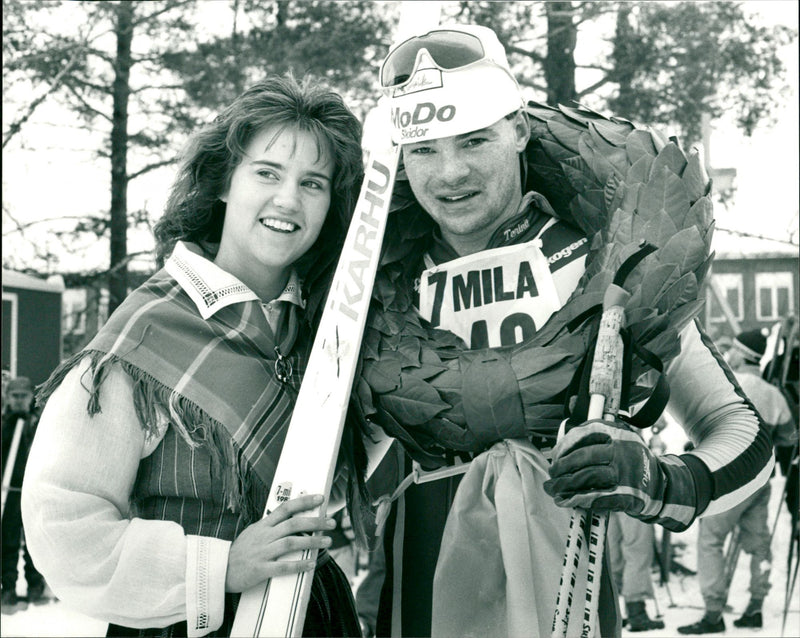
[214,124,333,298]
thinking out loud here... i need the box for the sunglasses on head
[380,29,487,89]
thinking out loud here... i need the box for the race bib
[418,239,585,349]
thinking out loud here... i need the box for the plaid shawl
[38,268,310,519]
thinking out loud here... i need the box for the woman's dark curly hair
[154,74,364,313]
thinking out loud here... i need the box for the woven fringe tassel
[36,350,257,517]
[35,350,98,407]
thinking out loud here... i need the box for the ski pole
[1,417,25,519]
[552,283,628,638]
[651,581,662,619]
[721,526,742,607]
[771,443,798,541]
[782,523,798,637]
[652,534,676,607]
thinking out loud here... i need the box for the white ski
[230,144,400,637]
[232,4,442,634]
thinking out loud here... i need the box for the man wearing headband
[358,24,772,637]
[677,330,796,634]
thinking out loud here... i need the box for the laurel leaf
[640,264,680,305]
[354,376,375,417]
[363,357,402,393]
[561,156,597,192]
[547,118,582,153]
[588,123,629,175]
[685,196,714,231]
[397,336,421,367]
[682,151,708,202]
[659,226,707,274]
[380,376,451,426]
[649,142,688,179]
[510,345,574,379]
[540,137,577,164]
[693,253,714,285]
[590,118,633,147]
[638,166,691,222]
[656,273,698,313]
[579,135,618,185]
[626,154,653,185]
[641,210,680,248]
[361,327,381,361]
[625,130,658,165]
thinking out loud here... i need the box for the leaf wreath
[353,102,714,469]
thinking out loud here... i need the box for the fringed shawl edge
[37,350,266,523]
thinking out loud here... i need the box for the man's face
[7,390,32,414]
[401,111,529,256]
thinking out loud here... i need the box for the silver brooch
[274,346,293,384]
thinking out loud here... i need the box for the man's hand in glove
[543,419,665,519]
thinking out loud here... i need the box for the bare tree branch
[63,82,112,123]
[577,76,613,99]
[2,215,105,237]
[3,48,83,148]
[516,78,549,94]
[506,44,545,64]
[128,158,178,181]
[86,47,116,66]
[130,0,196,29]
[577,64,613,73]
[67,74,115,95]
[130,83,188,94]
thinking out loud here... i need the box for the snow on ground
[3,474,797,637]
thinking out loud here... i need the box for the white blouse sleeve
[21,358,229,636]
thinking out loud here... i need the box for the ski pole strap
[620,333,671,429]
[565,318,670,429]
[612,241,657,286]
[564,340,595,426]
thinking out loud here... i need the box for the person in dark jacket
[2,376,45,613]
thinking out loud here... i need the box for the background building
[2,270,63,386]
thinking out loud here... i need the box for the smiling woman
[21,74,366,638]
[215,126,334,302]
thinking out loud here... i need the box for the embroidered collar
[166,241,305,320]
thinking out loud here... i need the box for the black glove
[544,418,699,530]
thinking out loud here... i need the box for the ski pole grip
[589,306,625,409]
[588,284,630,418]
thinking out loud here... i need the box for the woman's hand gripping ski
[544,419,668,520]
[225,493,335,593]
